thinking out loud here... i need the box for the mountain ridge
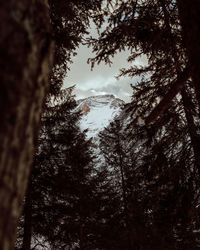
[77,94,124,139]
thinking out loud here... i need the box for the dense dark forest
[0,0,200,250]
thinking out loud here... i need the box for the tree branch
[145,67,189,126]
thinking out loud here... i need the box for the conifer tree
[99,117,140,249]
[87,3,200,248]
[89,164,123,250]
[0,1,105,249]
[17,88,100,249]
[47,0,104,100]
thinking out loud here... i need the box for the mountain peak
[77,95,124,139]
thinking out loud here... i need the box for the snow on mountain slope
[77,95,124,139]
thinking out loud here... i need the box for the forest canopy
[0,1,200,250]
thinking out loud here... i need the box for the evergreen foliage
[15,1,200,249]
[99,118,140,249]
[86,2,200,247]
[16,88,98,249]
[99,102,200,249]
[47,0,103,100]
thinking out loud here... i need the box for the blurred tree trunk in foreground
[0,1,53,249]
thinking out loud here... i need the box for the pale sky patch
[63,22,148,103]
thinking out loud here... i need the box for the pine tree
[88,164,123,250]
[47,0,104,100]
[16,88,100,249]
[87,2,200,247]
[99,117,142,249]
[0,1,104,249]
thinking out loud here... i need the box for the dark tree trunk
[181,87,200,174]
[177,0,200,112]
[117,135,133,250]
[152,0,200,173]
[147,0,200,125]
[146,67,189,126]
[22,177,32,250]
[0,1,53,250]
[161,0,200,173]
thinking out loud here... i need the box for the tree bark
[160,0,200,174]
[0,1,53,250]
[116,133,133,250]
[22,177,32,250]
[145,67,189,126]
[177,0,200,112]
[181,88,200,174]
[146,0,200,125]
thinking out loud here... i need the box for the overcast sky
[63,23,147,103]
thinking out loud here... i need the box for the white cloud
[63,22,147,102]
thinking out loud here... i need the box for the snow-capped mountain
[77,95,124,139]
